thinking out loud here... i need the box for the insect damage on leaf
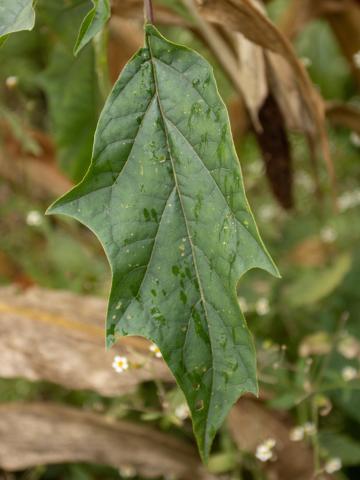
[47,24,279,462]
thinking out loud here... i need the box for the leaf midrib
[147,33,215,451]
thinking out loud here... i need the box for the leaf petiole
[144,0,155,24]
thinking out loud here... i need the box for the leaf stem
[144,0,155,24]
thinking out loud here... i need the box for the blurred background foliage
[0,0,359,479]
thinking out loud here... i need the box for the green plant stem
[311,398,321,477]
[144,0,154,23]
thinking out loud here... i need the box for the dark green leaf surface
[0,0,35,44]
[47,25,279,461]
[74,0,110,56]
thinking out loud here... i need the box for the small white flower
[350,132,360,147]
[118,464,136,478]
[353,50,360,69]
[26,210,43,227]
[324,457,342,474]
[112,355,129,373]
[341,366,358,382]
[256,298,270,316]
[338,189,360,211]
[289,426,305,442]
[337,335,360,359]
[256,447,272,462]
[150,343,162,358]
[317,395,333,417]
[320,227,337,243]
[296,171,315,193]
[175,403,189,420]
[264,438,276,449]
[255,438,276,462]
[248,160,263,176]
[258,205,277,222]
[5,76,18,89]
[304,422,316,436]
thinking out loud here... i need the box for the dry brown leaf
[228,398,334,480]
[179,0,314,205]
[0,286,172,396]
[108,17,143,84]
[0,403,211,479]
[227,96,249,139]
[0,156,72,201]
[255,94,294,209]
[0,287,333,479]
[326,101,360,134]
[266,52,313,133]
[0,252,35,288]
[0,124,72,200]
[195,0,336,191]
[280,0,360,88]
[323,1,360,88]
[279,0,323,39]
[196,0,287,53]
[264,50,323,206]
[236,32,267,130]
[228,0,267,130]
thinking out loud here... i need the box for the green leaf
[74,0,110,56]
[41,43,100,181]
[0,0,35,44]
[283,253,351,307]
[36,0,101,181]
[47,25,279,461]
[319,432,360,466]
[36,0,93,49]
[208,452,237,474]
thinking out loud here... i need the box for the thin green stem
[311,398,321,478]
